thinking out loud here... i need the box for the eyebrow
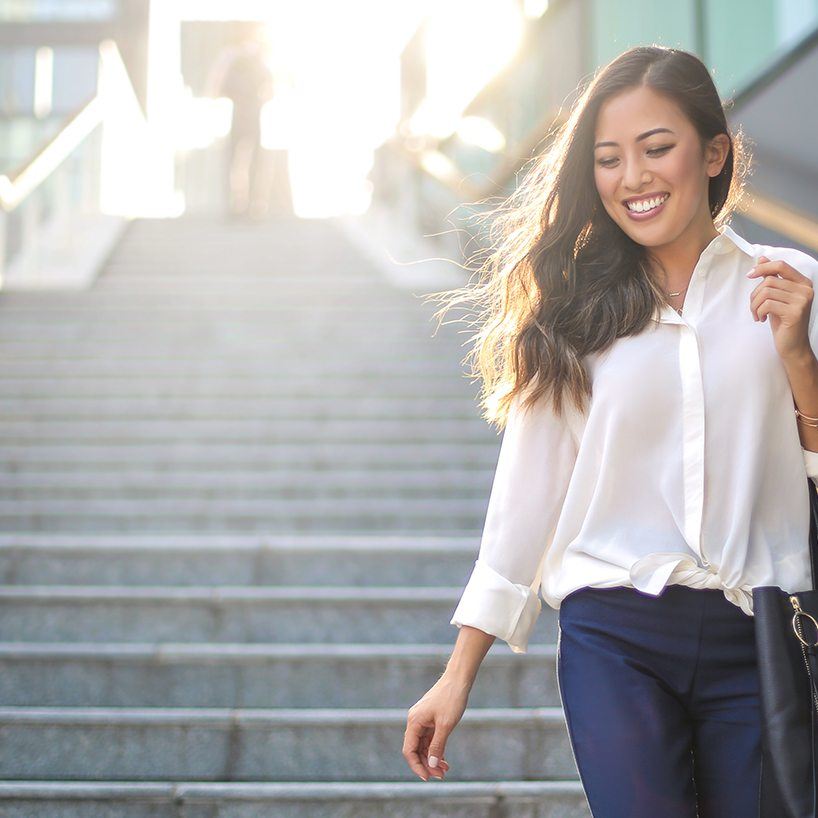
[593,127,675,150]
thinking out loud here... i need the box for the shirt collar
[712,223,757,259]
[649,223,757,322]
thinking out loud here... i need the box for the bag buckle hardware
[790,594,818,648]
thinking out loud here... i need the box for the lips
[623,193,668,221]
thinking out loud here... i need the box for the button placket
[678,321,708,566]
[669,261,709,568]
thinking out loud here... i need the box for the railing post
[0,209,6,290]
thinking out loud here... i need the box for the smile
[624,193,669,221]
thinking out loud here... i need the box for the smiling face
[592,85,729,252]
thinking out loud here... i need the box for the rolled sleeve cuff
[803,447,818,487]
[449,559,542,654]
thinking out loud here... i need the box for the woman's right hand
[402,673,471,781]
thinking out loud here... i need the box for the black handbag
[753,476,818,818]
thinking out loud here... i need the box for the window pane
[0,0,118,22]
[590,0,697,70]
[703,0,816,95]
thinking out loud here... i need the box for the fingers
[402,717,431,781]
[403,712,452,781]
[750,255,811,285]
[418,730,449,779]
[426,725,451,777]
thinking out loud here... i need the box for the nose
[622,156,650,193]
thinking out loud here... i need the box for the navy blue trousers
[557,583,761,818]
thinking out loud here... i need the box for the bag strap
[808,477,818,590]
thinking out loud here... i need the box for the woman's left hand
[748,254,815,363]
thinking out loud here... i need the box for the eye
[595,145,673,168]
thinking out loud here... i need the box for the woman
[401,45,818,817]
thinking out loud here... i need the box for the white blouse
[450,223,818,654]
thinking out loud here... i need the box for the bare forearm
[444,626,496,690]
[784,350,818,452]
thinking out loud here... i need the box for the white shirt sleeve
[803,447,818,486]
[450,387,579,653]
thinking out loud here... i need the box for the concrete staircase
[0,215,590,816]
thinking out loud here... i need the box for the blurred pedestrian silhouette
[207,28,274,220]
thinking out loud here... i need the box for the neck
[646,217,720,291]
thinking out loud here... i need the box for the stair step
[0,642,558,708]
[0,418,493,441]
[0,396,481,416]
[0,359,468,377]
[0,470,493,502]
[0,376,476,399]
[0,780,592,818]
[0,442,499,467]
[0,585,559,643]
[0,706,576,781]
[0,380,468,400]
[0,501,486,532]
[0,534,479,586]
[0,497,488,515]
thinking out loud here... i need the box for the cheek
[661,147,699,188]
[593,169,616,205]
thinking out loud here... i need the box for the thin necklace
[665,284,687,315]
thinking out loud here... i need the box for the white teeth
[626,194,668,212]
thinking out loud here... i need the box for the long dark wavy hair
[427,45,753,429]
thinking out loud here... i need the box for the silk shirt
[450,223,818,653]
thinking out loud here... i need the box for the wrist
[441,666,476,693]
[443,651,482,691]
[783,345,818,374]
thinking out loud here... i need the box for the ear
[705,133,730,179]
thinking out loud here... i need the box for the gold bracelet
[797,417,818,427]
[795,407,818,427]
[796,407,818,420]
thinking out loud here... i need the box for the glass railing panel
[51,45,101,114]
[1,119,102,271]
[0,46,36,115]
[0,115,65,174]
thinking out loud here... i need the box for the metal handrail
[0,96,102,211]
[403,105,569,203]
[0,38,167,289]
[740,189,818,251]
[0,38,146,213]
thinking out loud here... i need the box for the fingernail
[429,755,439,768]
